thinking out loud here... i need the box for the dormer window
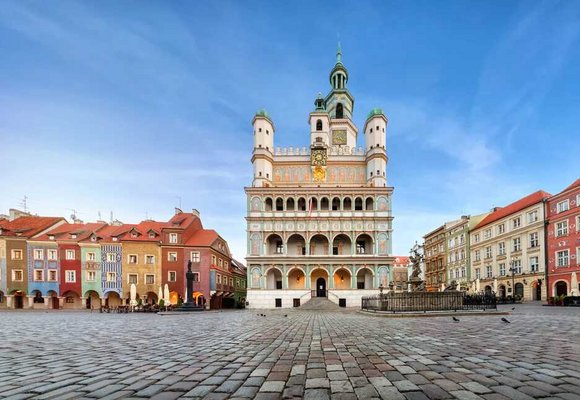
[90,235,97,242]
[49,235,54,240]
[169,233,178,244]
[71,234,77,239]
[112,237,118,242]
[149,232,156,238]
[131,232,138,238]
[336,103,344,119]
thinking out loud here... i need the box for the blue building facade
[101,244,123,298]
[27,242,59,302]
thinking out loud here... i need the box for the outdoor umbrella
[164,284,170,305]
[158,286,163,304]
[571,272,578,296]
[130,283,137,307]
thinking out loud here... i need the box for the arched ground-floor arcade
[476,272,546,301]
[246,261,396,309]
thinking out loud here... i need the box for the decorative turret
[252,109,275,187]
[309,93,330,146]
[364,108,388,187]
[325,42,354,121]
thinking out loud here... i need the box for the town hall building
[245,46,395,308]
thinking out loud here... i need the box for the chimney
[191,209,200,218]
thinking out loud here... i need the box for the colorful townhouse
[0,209,246,310]
[161,209,202,305]
[119,221,165,305]
[185,228,240,309]
[96,224,128,308]
[546,178,580,297]
[423,224,446,292]
[470,190,551,301]
[444,213,488,291]
[0,215,66,309]
[391,256,410,291]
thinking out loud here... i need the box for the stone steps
[300,297,340,310]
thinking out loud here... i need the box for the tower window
[376,126,379,131]
[259,172,262,176]
[336,103,344,119]
[370,128,373,133]
[266,130,269,135]
[316,119,322,131]
[259,128,262,132]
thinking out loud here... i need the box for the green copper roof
[366,108,385,120]
[336,41,342,65]
[255,109,270,118]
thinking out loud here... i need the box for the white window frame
[106,253,116,263]
[211,255,217,265]
[497,224,505,235]
[167,252,177,262]
[498,242,506,256]
[557,199,569,213]
[145,255,155,264]
[527,210,538,224]
[556,250,569,267]
[34,269,44,282]
[34,249,44,260]
[499,263,506,276]
[145,274,155,285]
[529,256,539,272]
[513,237,521,252]
[128,254,138,264]
[512,259,522,274]
[47,269,57,282]
[107,272,116,282]
[529,232,539,248]
[556,220,568,237]
[484,229,491,239]
[169,233,178,244]
[86,270,95,282]
[475,268,481,279]
[66,270,76,283]
[474,250,480,261]
[190,251,200,262]
[513,217,521,229]
[168,271,177,282]
[66,249,75,260]
[485,246,492,259]
[127,273,138,284]
[87,252,96,261]
[485,265,492,278]
[11,249,23,260]
[47,249,57,261]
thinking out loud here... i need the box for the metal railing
[361,292,496,313]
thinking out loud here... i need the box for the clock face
[332,130,347,145]
[311,149,327,166]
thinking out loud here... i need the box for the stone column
[282,265,288,290]
[58,297,65,309]
[80,297,86,309]
[328,265,334,289]
[6,295,13,309]
[43,297,50,309]
[306,265,311,290]
[101,298,107,307]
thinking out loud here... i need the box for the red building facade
[546,178,580,297]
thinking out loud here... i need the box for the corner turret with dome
[245,45,397,309]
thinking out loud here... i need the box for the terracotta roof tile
[119,220,169,241]
[473,190,551,230]
[0,216,65,238]
[185,229,219,246]
[562,178,580,193]
[36,223,108,242]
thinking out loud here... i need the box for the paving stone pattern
[0,303,579,399]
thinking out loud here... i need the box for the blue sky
[1,1,579,261]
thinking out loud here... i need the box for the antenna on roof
[98,211,102,221]
[110,211,113,224]
[18,195,28,213]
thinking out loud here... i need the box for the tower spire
[336,41,342,64]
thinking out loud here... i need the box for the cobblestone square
[1,303,579,399]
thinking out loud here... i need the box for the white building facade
[245,47,395,308]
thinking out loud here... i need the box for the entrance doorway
[14,292,24,309]
[316,277,326,297]
[555,281,568,297]
[535,283,542,300]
